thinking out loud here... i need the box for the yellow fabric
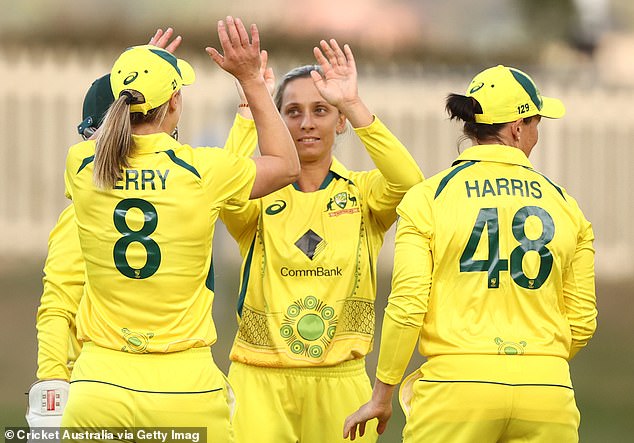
[36,114,256,379]
[377,144,596,385]
[221,116,423,367]
[466,65,565,123]
[402,356,579,443]
[110,45,195,114]
[36,205,83,380]
[61,343,234,442]
[36,115,255,377]
[229,360,377,443]
[63,131,256,353]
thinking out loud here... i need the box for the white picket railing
[1,48,631,279]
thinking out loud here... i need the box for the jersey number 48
[459,206,554,289]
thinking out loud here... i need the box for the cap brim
[540,96,565,119]
[177,59,195,85]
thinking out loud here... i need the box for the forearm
[564,224,597,359]
[370,378,397,409]
[223,113,257,157]
[36,314,72,380]
[240,77,296,166]
[339,97,374,129]
[377,199,431,383]
[355,117,423,190]
[376,313,421,385]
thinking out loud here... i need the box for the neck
[132,122,164,135]
[295,158,333,192]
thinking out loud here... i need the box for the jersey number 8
[113,198,161,279]
[460,206,554,289]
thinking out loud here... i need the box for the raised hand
[235,49,276,103]
[311,38,373,128]
[310,39,359,108]
[148,27,182,53]
[206,16,262,84]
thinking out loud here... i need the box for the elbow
[288,163,301,183]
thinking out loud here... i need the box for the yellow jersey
[377,144,597,385]
[63,129,256,354]
[36,204,84,379]
[222,117,423,367]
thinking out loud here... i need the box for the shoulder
[66,141,96,174]
[67,140,95,158]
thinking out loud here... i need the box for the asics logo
[469,82,484,94]
[265,200,287,215]
[124,72,139,85]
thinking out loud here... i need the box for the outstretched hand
[235,49,275,103]
[311,39,359,108]
[148,27,182,53]
[206,16,262,84]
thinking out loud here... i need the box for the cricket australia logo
[280,295,337,359]
[325,192,359,217]
[121,328,154,353]
[494,337,527,355]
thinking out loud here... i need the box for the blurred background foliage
[1,1,633,442]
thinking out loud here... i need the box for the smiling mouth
[298,137,319,143]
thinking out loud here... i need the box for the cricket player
[31,18,298,441]
[344,65,597,443]
[220,39,424,443]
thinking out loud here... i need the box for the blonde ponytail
[93,90,171,189]
[94,95,133,189]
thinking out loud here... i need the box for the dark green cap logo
[469,82,484,94]
[123,72,139,85]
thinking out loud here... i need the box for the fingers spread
[225,16,242,48]
[329,38,347,67]
[217,19,231,53]
[234,17,250,47]
[149,28,162,45]
[313,46,328,69]
[205,47,224,67]
[156,27,174,48]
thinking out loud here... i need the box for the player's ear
[509,118,523,139]
[335,113,347,135]
[168,90,181,112]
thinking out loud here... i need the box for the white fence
[1,47,632,279]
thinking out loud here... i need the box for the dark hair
[445,93,534,145]
[274,65,323,111]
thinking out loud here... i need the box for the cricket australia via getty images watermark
[4,427,206,442]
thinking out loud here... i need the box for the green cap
[77,74,114,137]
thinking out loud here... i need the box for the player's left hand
[148,27,182,53]
[311,39,359,109]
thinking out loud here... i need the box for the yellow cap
[110,45,195,114]
[466,65,565,124]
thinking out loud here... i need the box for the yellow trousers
[400,355,580,443]
[229,359,377,443]
[61,342,234,443]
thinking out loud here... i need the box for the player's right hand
[25,379,70,438]
[234,49,275,119]
[206,16,263,84]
